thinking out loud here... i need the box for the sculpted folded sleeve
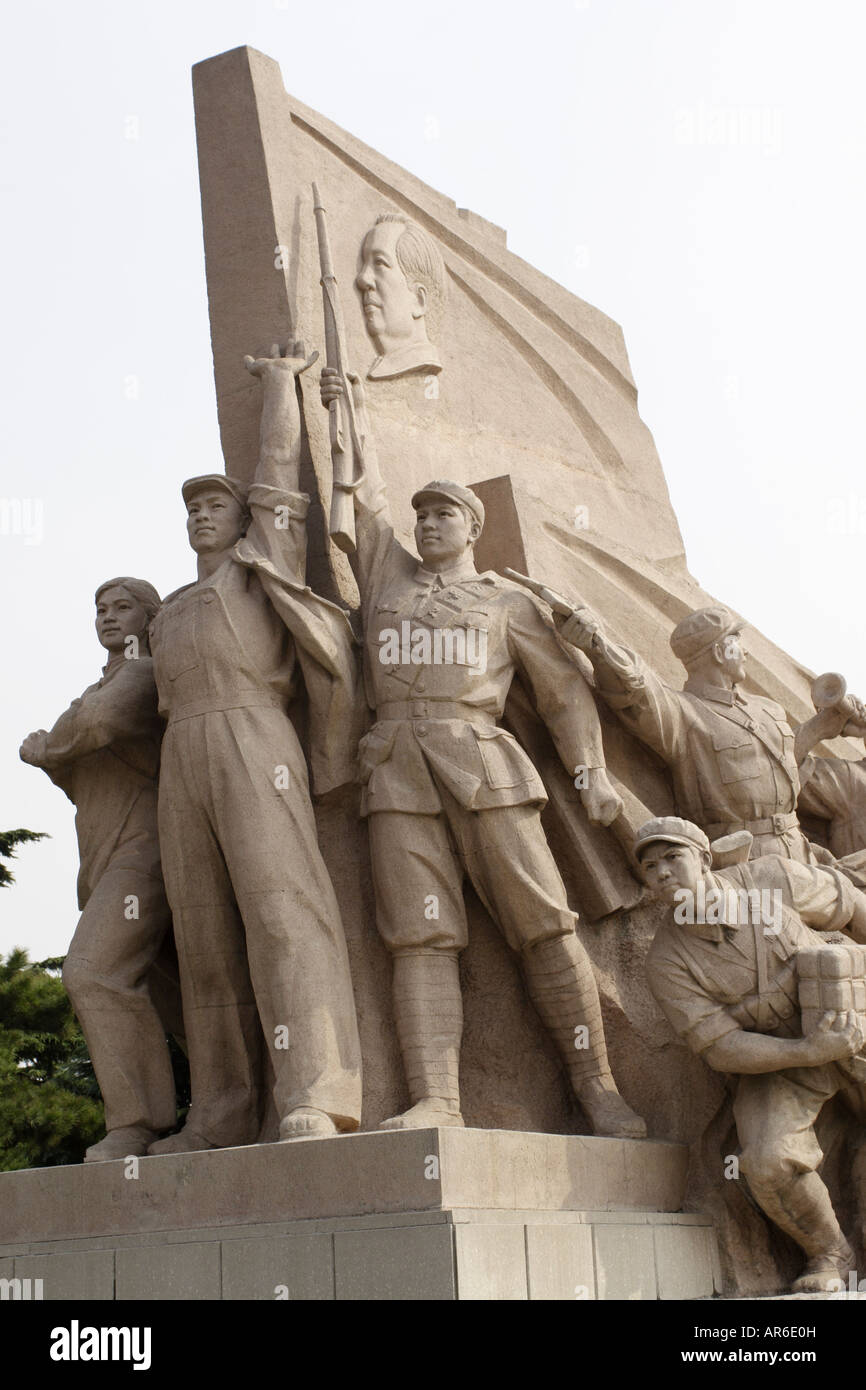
[505,593,605,772]
[646,948,741,1054]
[245,483,309,583]
[752,857,856,933]
[588,634,689,762]
[351,439,402,610]
[40,663,159,767]
[234,487,365,795]
[798,754,860,822]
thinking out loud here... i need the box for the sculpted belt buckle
[411,700,430,718]
[772,813,788,834]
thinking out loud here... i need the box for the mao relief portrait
[356,212,446,380]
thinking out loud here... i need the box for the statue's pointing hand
[244,342,319,379]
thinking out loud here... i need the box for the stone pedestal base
[0,1129,720,1301]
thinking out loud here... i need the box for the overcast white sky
[3,0,865,958]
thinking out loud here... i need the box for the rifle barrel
[311,183,358,554]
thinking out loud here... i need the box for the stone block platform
[0,1129,720,1300]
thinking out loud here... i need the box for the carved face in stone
[713,631,747,686]
[356,220,428,356]
[637,841,709,907]
[414,500,479,569]
[185,489,246,556]
[95,586,149,655]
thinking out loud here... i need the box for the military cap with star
[410,480,485,530]
[669,606,743,665]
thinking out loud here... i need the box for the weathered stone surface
[654,1225,719,1301]
[454,1225,528,1300]
[594,1225,657,1300]
[14,1249,115,1301]
[335,1226,455,1301]
[116,1242,221,1301]
[0,1129,688,1243]
[0,1211,718,1302]
[0,1132,715,1300]
[221,1233,334,1301]
[525,1224,596,1300]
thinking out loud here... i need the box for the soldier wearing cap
[635,815,866,1293]
[556,600,816,863]
[320,366,645,1139]
[146,343,363,1154]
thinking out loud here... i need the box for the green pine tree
[0,949,104,1170]
[0,828,194,1166]
[0,828,48,887]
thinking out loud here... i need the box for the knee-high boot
[522,934,646,1139]
[380,950,464,1130]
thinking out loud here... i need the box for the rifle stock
[503,568,576,616]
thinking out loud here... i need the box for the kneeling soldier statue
[637,815,866,1294]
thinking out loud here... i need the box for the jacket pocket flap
[357,724,400,783]
[712,727,752,750]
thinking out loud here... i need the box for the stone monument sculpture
[146,342,363,1153]
[11,46,866,1301]
[19,578,177,1161]
[636,815,866,1293]
[319,365,645,1139]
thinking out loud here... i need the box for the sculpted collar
[368,342,442,380]
[99,653,128,685]
[674,873,748,944]
[413,558,478,588]
[683,680,748,707]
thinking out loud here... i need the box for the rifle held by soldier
[312,183,364,553]
[504,568,578,616]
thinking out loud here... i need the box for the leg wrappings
[392,951,463,1107]
[522,934,610,1084]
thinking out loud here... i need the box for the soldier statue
[636,815,866,1294]
[20,577,178,1161]
[320,366,646,1139]
[146,343,363,1154]
[554,599,823,864]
